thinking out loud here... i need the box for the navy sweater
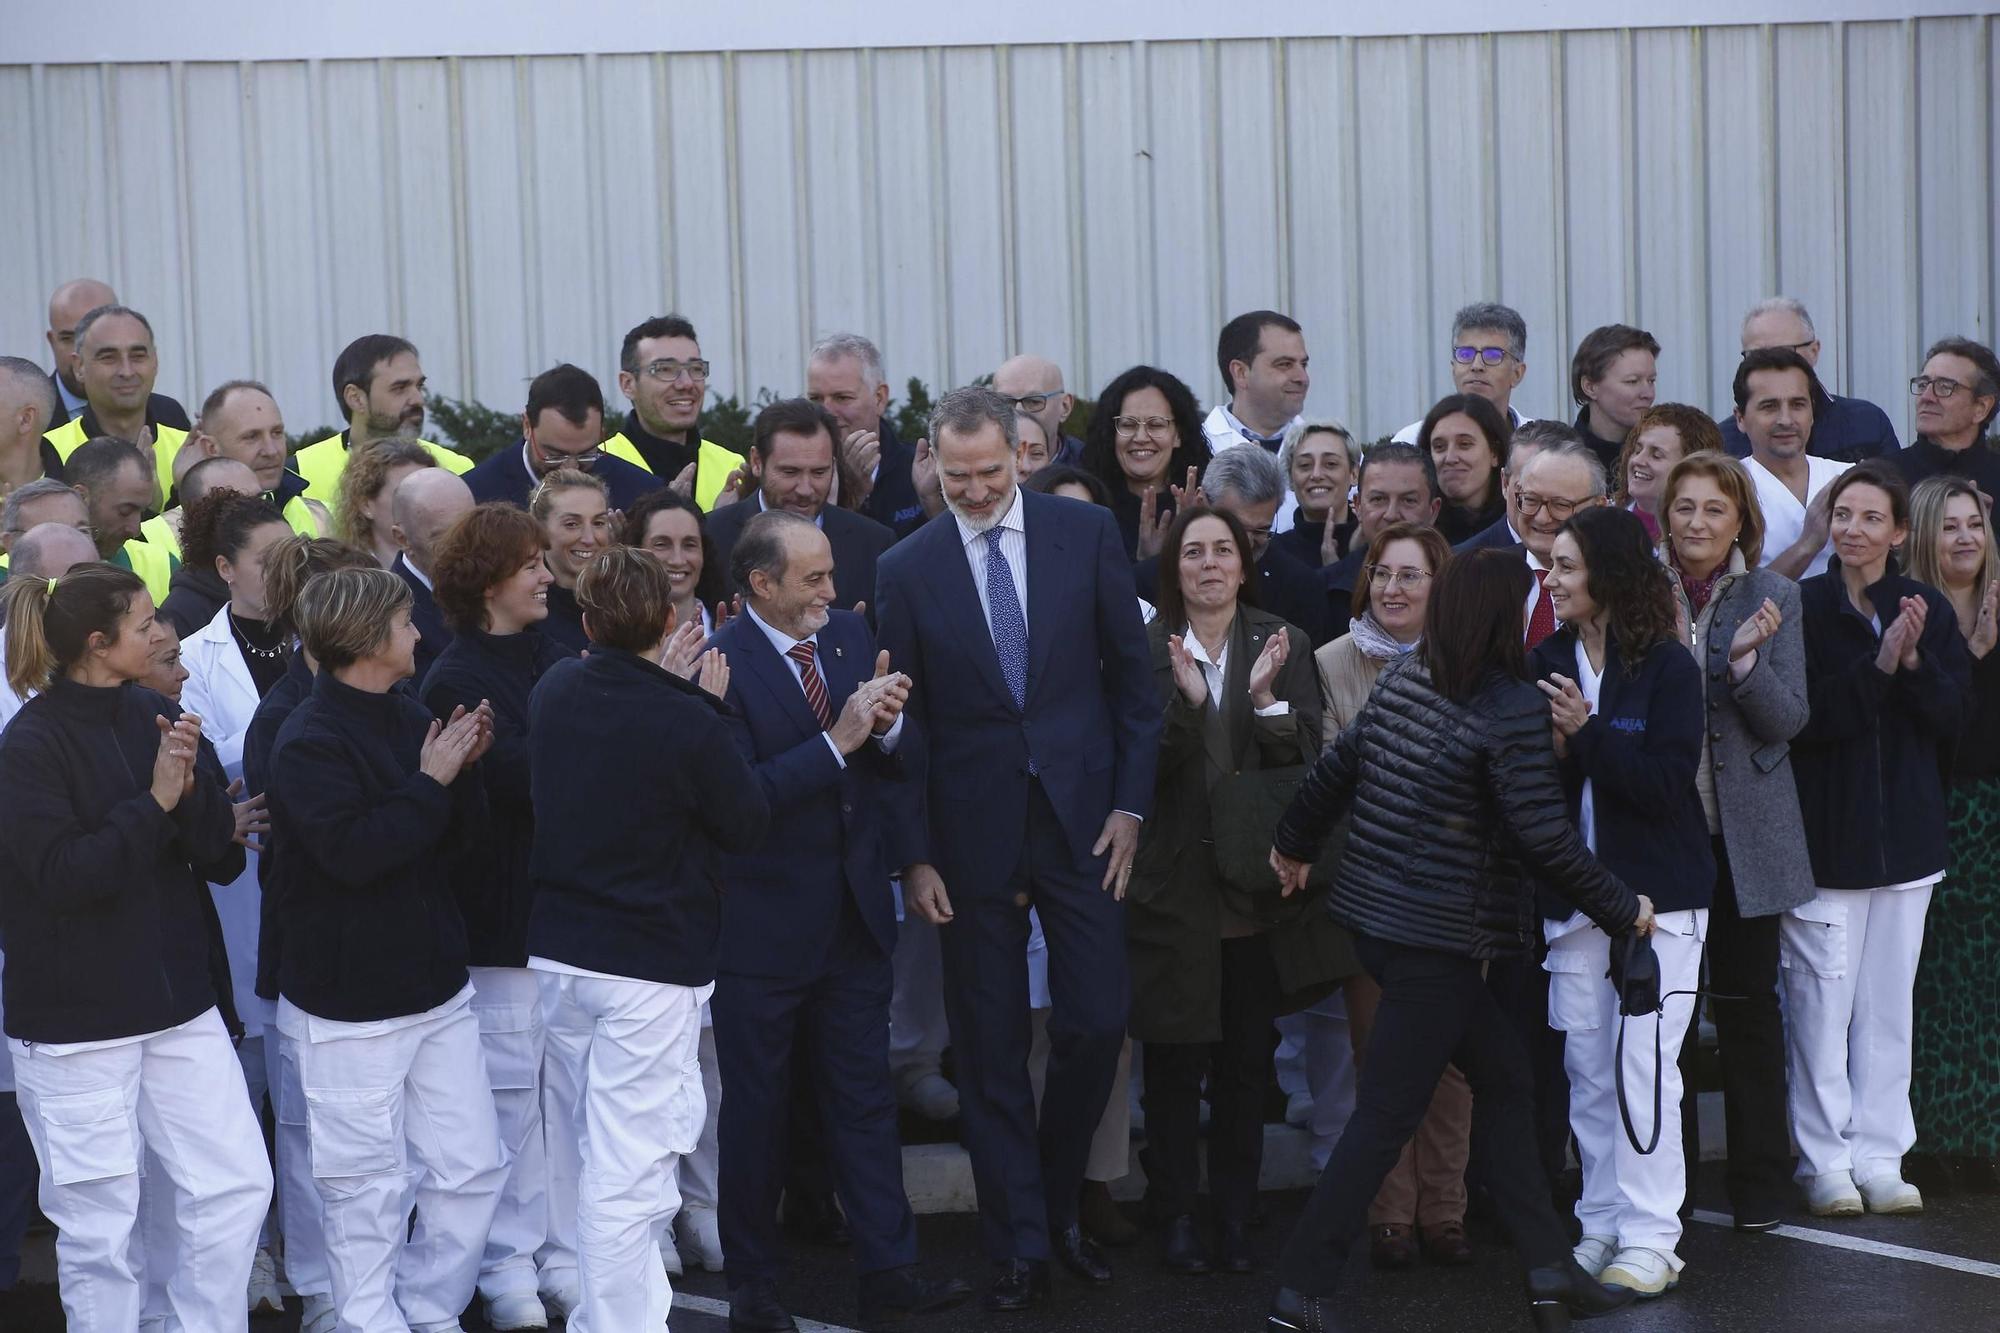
[1795,561,1971,889]
[267,671,488,1021]
[540,581,589,656]
[244,653,314,1003]
[1530,630,1716,916]
[0,678,244,1043]
[526,647,768,985]
[420,626,575,967]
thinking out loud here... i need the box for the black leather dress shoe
[981,1259,1051,1312]
[1214,1219,1256,1274]
[1159,1214,1211,1274]
[1267,1286,1342,1331]
[728,1278,799,1332]
[1525,1258,1637,1329]
[856,1264,973,1326]
[779,1189,850,1247]
[1051,1223,1113,1284]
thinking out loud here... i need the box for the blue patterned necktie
[985,529,1029,710]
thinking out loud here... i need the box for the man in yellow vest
[292,334,473,503]
[41,305,187,511]
[193,379,330,537]
[603,314,747,511]
[65,437,176,604]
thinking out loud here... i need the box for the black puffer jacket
[1274,656,1639,959]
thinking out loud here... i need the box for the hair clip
[45,576,58,594]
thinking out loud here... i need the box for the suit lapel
[925,520,1014,709]
[1022,491,1066,702]
[735,619,829,741]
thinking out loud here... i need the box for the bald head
[47,280,118,395]
[991,355,1073,450]
[10,522,102,581]
[181,457,260,506]
[390,468,474,571]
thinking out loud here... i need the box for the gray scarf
[1350,611,1419,662]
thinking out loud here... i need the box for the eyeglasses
[1514,492,1588,520]
[1114,415,1174,438]
[640,359,710,383]
[1742,340,1816,358]
[1452,346,1512,366]
[1004,391,1060,413]
[1366,565,1433,590]
[1910,375,1971,399]
[540,447,603,469]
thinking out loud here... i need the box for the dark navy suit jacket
[463,441,658,512]
[392,552,450,687]
[705,608,901,979]
[874,489,1161,890]
[1453,516,1521,553]
[706,498,895,613]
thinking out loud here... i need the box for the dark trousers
[1485,950,1573,1202]
[1276,934,1571,1296]
[715,897,918,1285]
[1679,837,1793,1217]
[939,782,1128,1261]
[0,1092,34,1289]
[1144,934,1283,1224]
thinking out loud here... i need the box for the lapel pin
[833,646,843,658]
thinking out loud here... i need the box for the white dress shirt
[955,486,1029,638]
[742,602,902,766]
[1181,627,1290,717]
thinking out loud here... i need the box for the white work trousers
[539,970,710,1333]
[272,1029,332,1298]
[9,1007,272,1333]
[1781,884,1933,1185]
[469,966,549,1302]
[1547,910,1706,1259]
[283,989,507,1333]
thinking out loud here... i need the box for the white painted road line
[1690,1208,2000,1280]
[675,1290,864,1331]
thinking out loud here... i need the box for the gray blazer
[1685,563,1815,917]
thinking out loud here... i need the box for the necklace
[229,611,287,661]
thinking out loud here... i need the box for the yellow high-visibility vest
[44,415,188,512]
[139,494,325,561]
[113,538,176,605]
[600,434,745,512]
[293,433,473,505]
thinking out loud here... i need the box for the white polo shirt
[1746,453,1851,579]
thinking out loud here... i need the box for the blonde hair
[1659,450,1766,568]
[529,467,609,524]
[1906,475,1999,607]
[335,437,435,552]
[1,563,148,699]
[294,566,413,670]
[262,535,381,639]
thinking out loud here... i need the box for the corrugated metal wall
[2,17,1993,441]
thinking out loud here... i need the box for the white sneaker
[1805,1171,1865,1217]
[1857,1175,1924,1215]
[1572,1234,1618,1278]
[1284,1091,1314,1128]
[661,1232,684,1276]
[901,1071,960,1121]
[677,1203,726,1272]
[1599,1246,1681,1298]
[248,1246,284,1314]
[300,1294,339,1333]
[485,1291,551,1330]
[539,1277,581,1321]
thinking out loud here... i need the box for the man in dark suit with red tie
[705,510,970,1332]
[875,387,1161,1311]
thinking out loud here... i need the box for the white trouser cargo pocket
[1780,895,1848,980]
[473,1003,541,1092]
[39,1088,138,1186]
[304,1088,400,1179]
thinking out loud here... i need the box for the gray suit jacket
[1686,562,1815,917]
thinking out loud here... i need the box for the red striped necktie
[786,640,834,729]
[1527,568,1557,649]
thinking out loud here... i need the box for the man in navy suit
[462,363,656,512]
[387,465,473,686]
[706,510,970,1331]
[876,387,1161,1310]
[706,398,896,614]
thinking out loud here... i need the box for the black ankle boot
[1526,1257,1637,1328]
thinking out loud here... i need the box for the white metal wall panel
[3,18,1994,451]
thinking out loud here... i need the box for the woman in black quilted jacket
[1262,548,1656,1333]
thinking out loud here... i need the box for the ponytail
[1,563,148,700]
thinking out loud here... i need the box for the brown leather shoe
[1080,1179,1140,1246]
[1369,1224,1415,1270]
[1421,1220,1474,1266]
